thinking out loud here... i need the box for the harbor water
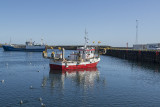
[1,48,160,106]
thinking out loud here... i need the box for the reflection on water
[42,67,105,91]
[130,61,160,72]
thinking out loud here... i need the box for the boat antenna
[9,37,11,45]
[41,38,44,45]
[84,29,89,48]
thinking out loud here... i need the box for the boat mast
[84,29,88,48]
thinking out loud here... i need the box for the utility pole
[136,20,139,44]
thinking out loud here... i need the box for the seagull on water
[1,80,4,83]
[41,84,44,87]
[30,85,33,89]
[39,97,42,101]
[20,100,23,104]
[41,103,45,107]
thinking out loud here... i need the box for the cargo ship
[2,39,46,52]
[43,31,100,70]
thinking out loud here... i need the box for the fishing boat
[2,39,46,52]
[43,31,100,70]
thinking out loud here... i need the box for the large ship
[2,39,46,52]
[43,31,100,70]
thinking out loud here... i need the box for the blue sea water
[1,48,160,107]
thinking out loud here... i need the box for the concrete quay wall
[105,49,160,64]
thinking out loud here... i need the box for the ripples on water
[1,48,160,106]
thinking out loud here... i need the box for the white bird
[41,84,44,87]
[41,103,45,107]
[20,100,23,104]
[39,97,42,101]
[1,80,4,83]
[6,63,8,66]
[30,85,33,89]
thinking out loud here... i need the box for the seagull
[20,100,23,104]
[1,80,4,83]
[41,84,44,87]
[37,70,40,72]
[30,85,33,89]
[41,103,45,107]
[39,97,42,101]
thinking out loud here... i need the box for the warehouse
[133,43,160,50]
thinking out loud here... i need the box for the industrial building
[133,43,160,50]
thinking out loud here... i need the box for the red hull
[50,62,99,70]
[50,67,98,74]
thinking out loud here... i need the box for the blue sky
[0,0,160,47]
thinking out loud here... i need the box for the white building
[133,43,160,50]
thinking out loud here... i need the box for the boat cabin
[68,47,95,61]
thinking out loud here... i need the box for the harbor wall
[47,45,110,50]
[0,43,110,50]
[104,49,160,64]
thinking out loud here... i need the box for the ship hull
[2,45,45,52]
[50,62,99,70]
[50,58,100,70]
